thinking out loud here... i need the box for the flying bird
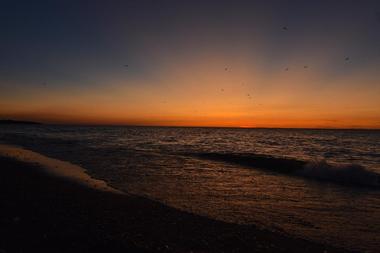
[304,65,308,69]
[284,67,289,71]
[224,67,228,71]
[221,89,224,92]
[124,64,129,68]
[282,26,288,31]
[345,57,350,61]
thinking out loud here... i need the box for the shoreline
[0,150,352,252]
[0,144,123,194]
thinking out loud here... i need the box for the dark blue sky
[1,0,379,84]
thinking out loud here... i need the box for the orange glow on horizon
[1,54,380,129]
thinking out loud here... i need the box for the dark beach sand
[0,155,351,253]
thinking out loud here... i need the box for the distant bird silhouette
[282,26,288,31]
[221,89,224,92]
[345,57,350,61]
[224,67,228,71]
[304,65,308,69]
[284,67,289,71]
[124,64,129,68]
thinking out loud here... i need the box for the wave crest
[298,161,380,187]
[188,152,380,188]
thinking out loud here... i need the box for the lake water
[1,125,379,252]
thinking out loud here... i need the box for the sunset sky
[1,0,380,128]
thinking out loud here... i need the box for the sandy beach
[0,149,351,253]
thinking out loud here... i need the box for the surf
[187,152,380,188]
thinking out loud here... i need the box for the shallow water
[1,125,379,252]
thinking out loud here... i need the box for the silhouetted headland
[0,120,42,125]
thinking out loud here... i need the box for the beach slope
[0,154,350,253]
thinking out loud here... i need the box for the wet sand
[0,154,352,252]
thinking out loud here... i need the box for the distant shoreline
[0,120,42,125]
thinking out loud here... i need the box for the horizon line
[2,119,379,131]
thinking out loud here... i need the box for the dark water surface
[1,125,379,252]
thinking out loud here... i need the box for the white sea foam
[0,144,124,194]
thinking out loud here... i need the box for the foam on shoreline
[0,144,124,194]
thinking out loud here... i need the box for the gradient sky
[1,0,380,128]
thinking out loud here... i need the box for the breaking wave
[298,161,379,187]
[188,152,380,188]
